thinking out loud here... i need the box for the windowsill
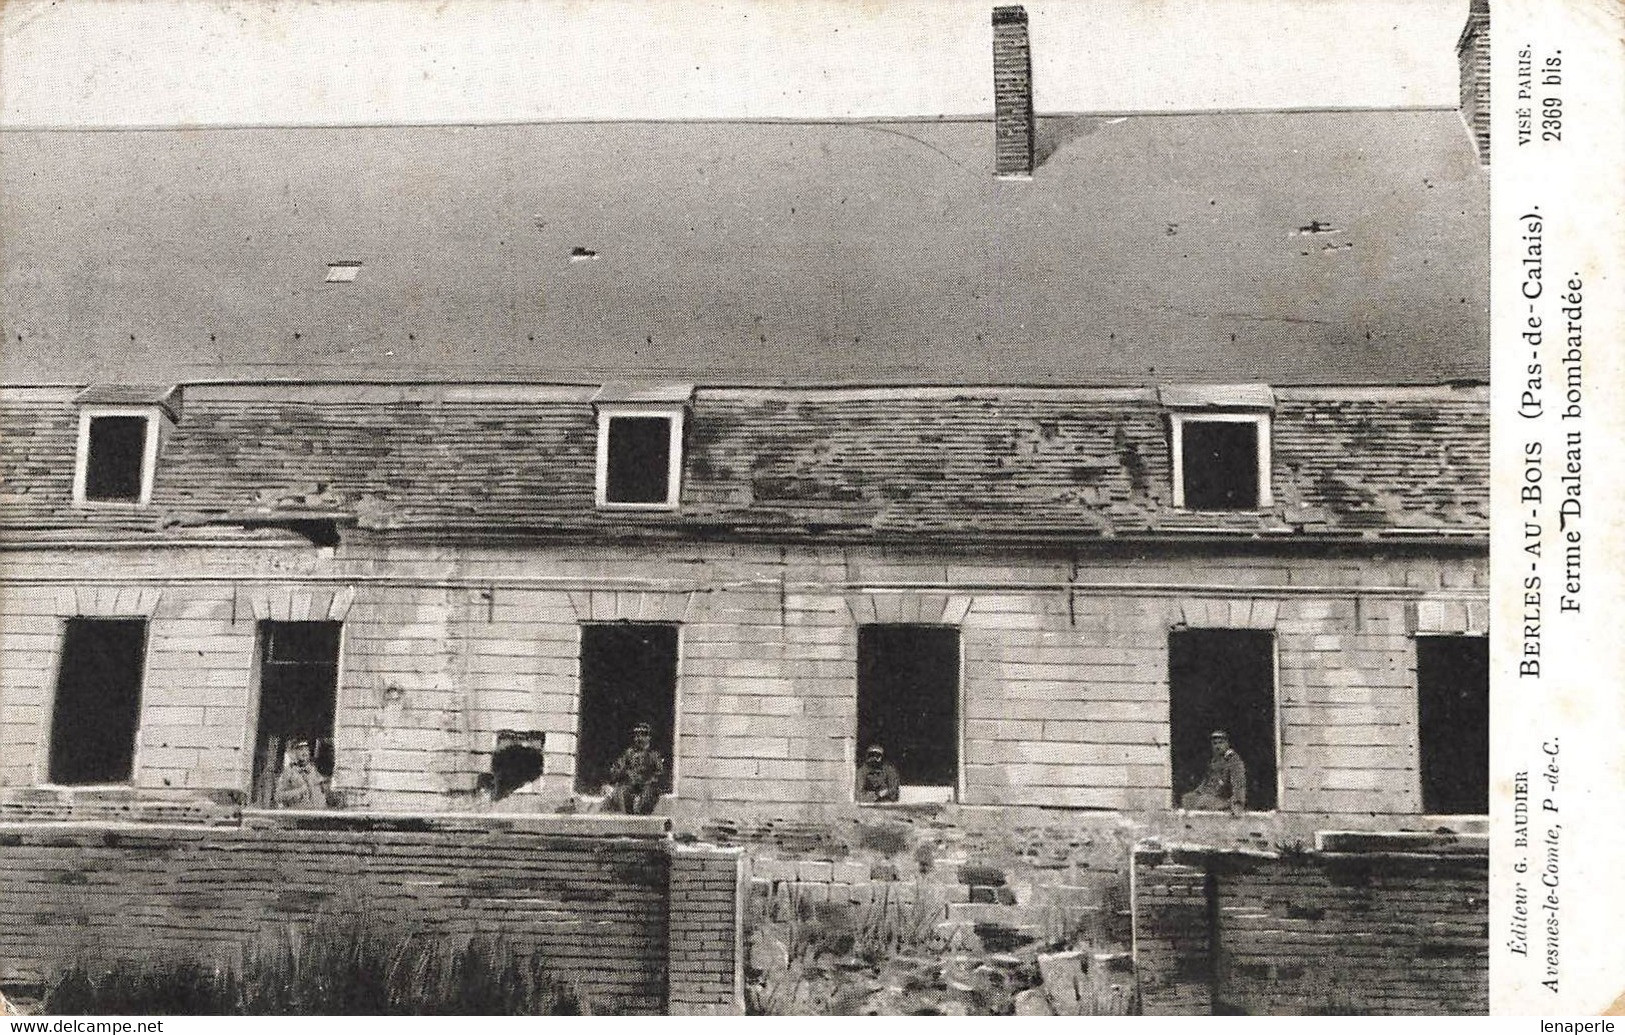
[1175,808,1279,817]
[73,499,150,509]
[595,501,680,512]
[857,787,956,807]
[571,791,674,804]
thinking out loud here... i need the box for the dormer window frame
[73,405,164,508]
[1168,410,1273,511]
[594,403,686,511]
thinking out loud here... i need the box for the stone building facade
[0,3,1492,1012]
[0,383,1489,823]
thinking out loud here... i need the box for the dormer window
[74,409,159,505]
[602,415,677,504]
[592,384,692,510]
[71,386,181,508]
[1160,384,1274,512]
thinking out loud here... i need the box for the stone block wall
[0,813,743,1014]
[1132,832,1488,1015]
[0,540,1488,818]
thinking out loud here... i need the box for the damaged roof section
[0,384,1488,544]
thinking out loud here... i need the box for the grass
[852,884,947,961]
[747,882,951,1014]
[765,882,946,964]
[43,918,585,1016]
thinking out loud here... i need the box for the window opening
[479,729,547,801]
[604,416,673,505]
[1180,420,1260,510]
[856,625,959,800]
[251,621,341,808]
[49,618,148,784]
[1169,628,1277,811]
[575,623,677,804]
[83,415,150,502]
[1417,635,1489,814]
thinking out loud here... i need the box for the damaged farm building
[0,4,1490,1016]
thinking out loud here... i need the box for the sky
[0,0,1469,127]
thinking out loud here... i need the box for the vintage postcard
[0,0,1619,1020]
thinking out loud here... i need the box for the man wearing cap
[273,738,329,809]
[1180,730,1248,813]
[854,744,901,803]
[605,721,666,814]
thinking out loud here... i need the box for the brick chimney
[992,5,1034,179]
[1457,0,1489,165]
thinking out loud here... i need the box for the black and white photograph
[0,0,1619,1020]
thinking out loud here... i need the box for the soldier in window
[855,744,901,803]
[274,738,330,809]
[1180,729,1247,813]
[604,721,666,814]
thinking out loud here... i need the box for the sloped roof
[0,384,1489,543]
[0,110,1486,386]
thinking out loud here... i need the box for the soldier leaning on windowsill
[855,744,901,803]
[1179,729,1247,814]
[273,738,333,809]
[603,721,666,815]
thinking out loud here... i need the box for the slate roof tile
[0,386,1488,543]
[1,111,1486,386]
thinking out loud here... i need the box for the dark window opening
[1169,628,1277,811]
[1180,420,1259,510]
[1417,635,1489,814]
[251,621,341,807]
[857,625,960,792]
[48,619,147,784]
[605,416,672,504]
[481,730,547,801]
[84,415,149,502]
[576,623,677,794]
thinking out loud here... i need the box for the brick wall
[992,5,1034,177]
[1132,832,1488,1015]
[0,541,1487,818]
[0,813,743,1014]
[668,844,745,1014]
[1131,852,1212,1014]
[1457,0,1490,165]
